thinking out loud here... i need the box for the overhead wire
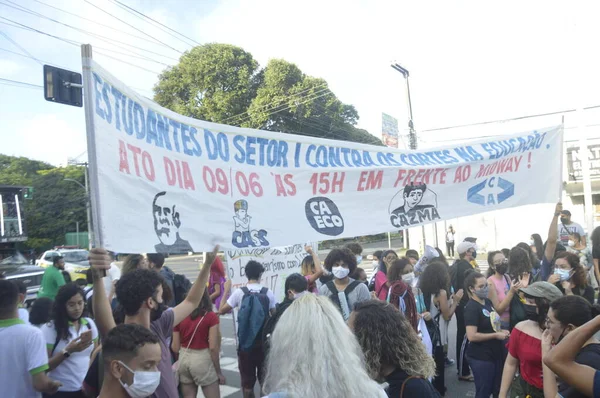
[110,0,198,48]
[0,77,43,88]
[82,0,183,54]
[0,18,162,74]
[0,29,42,65]
[0,1,177,65]
[32,0,180,53]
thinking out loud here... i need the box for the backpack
[173,274,192,305]
[237,287,270,352]
[326,280,362,319]
[262,299,293,356]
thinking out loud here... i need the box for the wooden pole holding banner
[81,44,103,249]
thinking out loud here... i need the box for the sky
[1,0,600,166]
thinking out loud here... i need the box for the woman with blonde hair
[350,300,439,397]
[120,254,148,275]
[262,294,388,398]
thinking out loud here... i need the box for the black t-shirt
[452,259,472,306]
[464,298,503,361]
[385,368,440,397]
[558,344,600,398]
[556,284,595,305]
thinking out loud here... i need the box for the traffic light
[43,65,83,107]
[23,187,33,200]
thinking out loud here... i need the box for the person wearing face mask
[345,242,364,266]
[548,252,594,304]
[499,282,563,398]
[386,259,419,332]
[262,273,308,358]
[41,283,99,398]
[558,209,586,246]
[318,248,371,321]
[463,270,509,398]
[566,232,595,286]
[98,323,162,398]
[486,251,521,331]
[541,295,600,398]
[374,250,399,301]
[86,247,217,398]
[420,260,465,394]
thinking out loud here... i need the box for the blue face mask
[554,268,571,282]
[356,255,362,264]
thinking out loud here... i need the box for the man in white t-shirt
[219,260,276,398]
[0,280,61,397]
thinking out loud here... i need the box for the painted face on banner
[153,192,180,246]
[404,188,424,209]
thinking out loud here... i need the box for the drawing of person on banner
[389,183,440,228]
[232,200,269,248]
[152,191,194,254]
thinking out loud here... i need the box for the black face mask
[524,304,538,321]
[151,299,167,322]
[495,263,508,275]
[560,217,568,224]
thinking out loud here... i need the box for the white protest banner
[225,242,317,302]
[86,59,564,254]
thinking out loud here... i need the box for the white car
[36,249,90,284]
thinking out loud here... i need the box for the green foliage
[154,45,382,146]
[0,155,88,251]
[154,43,261,122]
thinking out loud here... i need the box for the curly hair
[508,246,532,280]
[555,251,587,288]
[323,248,358,274]
[418,261,450,297]
[116,269,163,316]
[52,283,85,341]
[352,300,435,380]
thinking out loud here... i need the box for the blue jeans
[467,357,502,398]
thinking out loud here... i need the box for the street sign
[43,65,83,107]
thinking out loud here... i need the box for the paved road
[165,250,487,397]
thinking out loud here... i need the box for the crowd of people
[2,202,600,397]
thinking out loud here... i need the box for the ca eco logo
[305,197,344,236]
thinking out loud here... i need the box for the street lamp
[64,178,93,250]
[391,63,417,150]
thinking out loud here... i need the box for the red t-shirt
[174,311,219,350]
[508,327,543,389]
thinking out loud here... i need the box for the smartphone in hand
[80,330,92,344]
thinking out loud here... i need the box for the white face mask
[401,272,415,285]
[528,239,535,246]
[356,255,363,264]
[293,291,308,299]
[568,240,575,247]
[118,361,160,398]
[372,260,379,268]
[332,266,350,279]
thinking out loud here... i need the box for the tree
[153,46,382,146]
[153,43,261,122]
[0,155,87,251]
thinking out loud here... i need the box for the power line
[0,18,161,74]
[82,0,183,54]
[110,0,199,48]
[0,29,42,65]
[0,77,42,88]
[0,1,177,65]
[32,0,180,53]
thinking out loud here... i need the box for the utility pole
[391,63,426,249]
[65,161,93,250]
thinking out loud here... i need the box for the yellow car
[36,249,90,285]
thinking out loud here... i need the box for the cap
[519,281,563,302]
[234,200,248,211]
[561,210,571,216]
[457,241,476,255]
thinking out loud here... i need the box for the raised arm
[438,289,463,321]
[90,248,116,337]
[304,245,323,284]
[173,246,218,326]
[543,203,562,282]
[543,315,600,398]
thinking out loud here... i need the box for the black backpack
[173,274,192,305]
[262,299,293,356]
